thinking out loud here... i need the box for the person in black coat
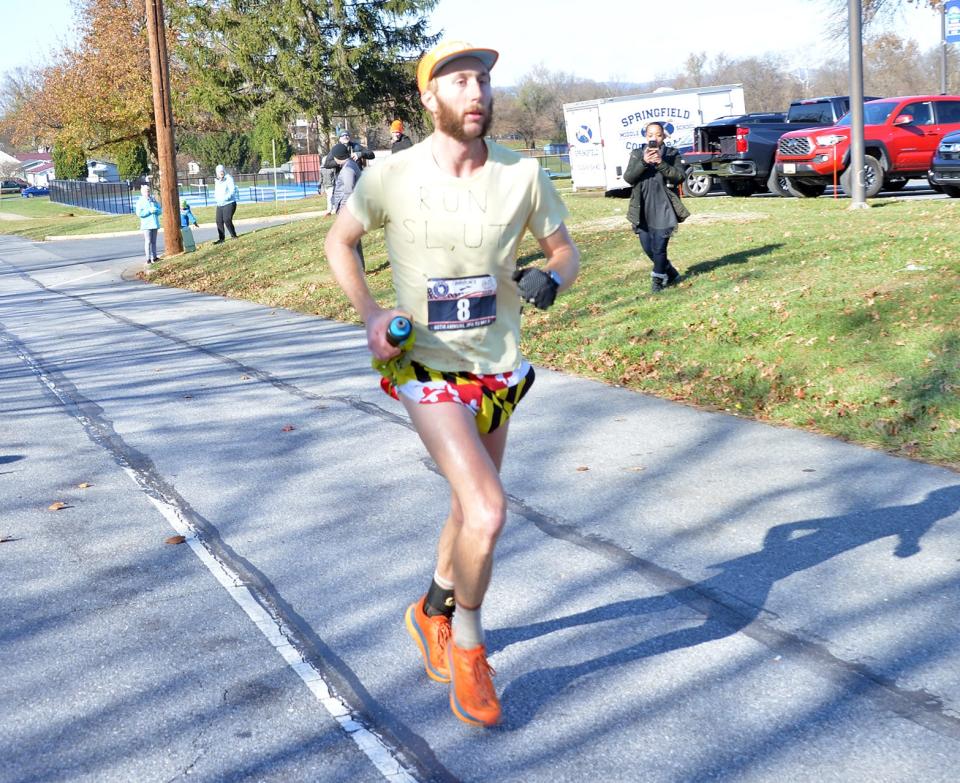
[390,119,413,154]
[623,121,690,293]
[324,129,374,169]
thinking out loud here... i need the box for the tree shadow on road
[489,484,960,730]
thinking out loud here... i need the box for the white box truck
[563,84,745,192]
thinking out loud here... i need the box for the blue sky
[0,0,946,87]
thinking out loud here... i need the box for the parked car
[683,111,787,197]
[775,95,960,198]
[20,185,50,198]
[1,179,25,194]
[927,130,960,197]
[684,97,880,198]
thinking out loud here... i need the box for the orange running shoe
[405,597,451,683]
[447,642,501,727]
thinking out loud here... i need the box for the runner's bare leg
[401,399,510,607]
[434,419,509,585]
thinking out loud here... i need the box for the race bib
[426,275,497,332]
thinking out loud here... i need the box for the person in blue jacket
[213,164,239,244]
[134,184,162,264]
[180,198,199,252]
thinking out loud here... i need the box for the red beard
[435,96,494,142]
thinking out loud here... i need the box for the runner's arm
[324,206,403,360]
[538,223,580,292]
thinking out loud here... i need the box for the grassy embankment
[4,187,957,468]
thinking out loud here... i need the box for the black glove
[512,267,559,310]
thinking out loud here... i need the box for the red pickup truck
[775,95,960,197]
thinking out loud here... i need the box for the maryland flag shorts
[378,359,535,435]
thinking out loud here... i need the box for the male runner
[324,40,580,727]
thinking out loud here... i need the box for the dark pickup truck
[683,96,877,197]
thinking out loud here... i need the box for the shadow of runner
[492,485,960,730]
[684,243,784,277]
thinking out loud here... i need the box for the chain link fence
[49,167,324,214]
[48,149,568,215]
[49,180,135,215]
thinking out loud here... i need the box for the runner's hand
[366,309,408,361]
[513,268,558,309]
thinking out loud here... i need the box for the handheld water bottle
[386,316,413,348]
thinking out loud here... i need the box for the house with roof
[86,159,120,183]
[15,151,56,186]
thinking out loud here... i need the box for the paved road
[2,231,959,782]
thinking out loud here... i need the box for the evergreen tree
[112,140,149,179]
[171,1,438,137]
[52,142,87,180]
[180,131,252,174]
[252,110,293,167]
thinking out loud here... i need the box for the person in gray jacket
[329,143,365,269]
[623,122,690,293]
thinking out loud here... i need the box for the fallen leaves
[165,535,187,545]
[78,482,91,489]
[47,501,67,511]
[281,424,296,432]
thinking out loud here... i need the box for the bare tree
[823,0,945,40]
[864,33,933,94]
[492,65,622,147]
[675,52,709,88]
[920,43,960,92]
[0,158,24,179]
[0,67,43,149]
[805,60,851,96]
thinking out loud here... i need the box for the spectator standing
[213,164,239,244]
[329,143,364,269]
[134,184,162,265]
[337,129,375,169]
[390,119,413,154]
[622,122,689,293]
[319,147,336,216]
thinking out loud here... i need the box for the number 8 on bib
[427,275,497,332]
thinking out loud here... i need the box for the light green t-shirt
[346,137,568,374]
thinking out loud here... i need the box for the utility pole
[848,0,868,209]
[943,3,949,95]
[145,0,183,255]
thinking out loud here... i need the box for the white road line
[136,480,419,783]
[58,269,108,286]
[9,329,419,782]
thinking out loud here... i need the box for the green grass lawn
[0,193,327,241]
[6,185,957,468]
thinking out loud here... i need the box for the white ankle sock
[452,604,483,649]
[433,570,455,591]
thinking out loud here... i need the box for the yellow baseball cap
[416,40,499,94]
